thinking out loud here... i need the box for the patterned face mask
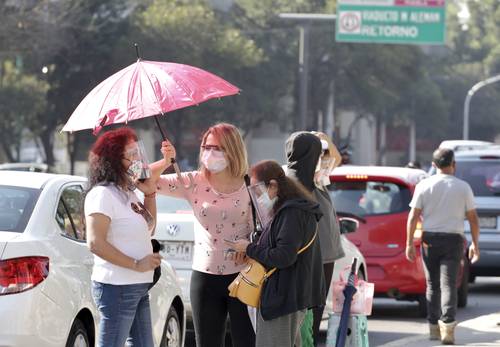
[124,141,151,181]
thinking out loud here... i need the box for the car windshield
[455,160,500,197]
[0,185,40,232]
[329,180,411,217]
[156,195,193,214]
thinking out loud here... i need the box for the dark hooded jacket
[246,199,325,321]
[286,131,345,264]
[286,132,322,192]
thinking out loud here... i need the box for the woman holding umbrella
[227,160,325,347]
[151,123,255,347]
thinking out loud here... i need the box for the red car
[329,166,469,316]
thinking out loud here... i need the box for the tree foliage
[1,0,499,168]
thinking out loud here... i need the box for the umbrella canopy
[62,60,239,134]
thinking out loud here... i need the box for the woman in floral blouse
[150,123,255,347]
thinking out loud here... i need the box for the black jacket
[246,198,325,321]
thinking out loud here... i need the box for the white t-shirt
[410,174,475,234]
[85,185,153,285]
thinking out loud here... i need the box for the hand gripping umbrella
[62,44,240,187]
[335,257,358,347]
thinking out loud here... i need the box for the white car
[154,195,367,321]
[0,171,186,347]
[439,139,494,152]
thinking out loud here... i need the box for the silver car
[453,146,500,281]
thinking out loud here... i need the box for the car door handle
[353,240,362,247]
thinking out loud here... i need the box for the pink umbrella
[62,59,239,135]
[62,46,240,188]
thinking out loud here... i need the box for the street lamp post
[278,13,336,131]
[463,74,500,140]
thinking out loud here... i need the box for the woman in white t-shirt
[85,127,161,347]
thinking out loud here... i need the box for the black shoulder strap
[244,174,258,230]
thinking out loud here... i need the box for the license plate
[479,216,497,229]
[162,241,193,261]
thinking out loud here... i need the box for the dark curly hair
[87,127,138,192]
[250,160,314,214]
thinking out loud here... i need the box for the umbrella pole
[153,114,194,190]
[154,114,168,141]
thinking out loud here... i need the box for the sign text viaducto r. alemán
[336,0,446,45]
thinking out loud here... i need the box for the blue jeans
[421,232,464,324]
[92,281,153,347]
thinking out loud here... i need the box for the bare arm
[86,213,161,272]
[405,207,422,262]
[329,143,343,170]
[143,194,157,236]
[466,209,480,263]
[134,178,158,235]
[150,140,176,183]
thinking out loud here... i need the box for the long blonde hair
[199,123,248,178]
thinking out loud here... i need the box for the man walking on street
[406,148,480,345]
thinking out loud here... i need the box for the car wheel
[161,306,181,347]
[65,319,90,347]
[417,295,427,318]
[458,259,470,308]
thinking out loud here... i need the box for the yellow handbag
[228,229,317,308]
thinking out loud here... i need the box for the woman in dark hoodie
[227,160,325,347]
[286,131,345,346]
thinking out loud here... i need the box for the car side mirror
[339,217,359,234]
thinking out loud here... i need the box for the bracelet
[144,192,156,198]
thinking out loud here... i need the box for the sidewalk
[378,312,500,347]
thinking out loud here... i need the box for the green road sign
[336,0,446,45]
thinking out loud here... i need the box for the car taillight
[345,174,368,180]
[0,256,49,296]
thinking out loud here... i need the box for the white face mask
[249,183,277,228]
[315,168,331,187]
[257,191,277,213]
[201,149,228,173]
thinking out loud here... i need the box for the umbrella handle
[172,159,195,190]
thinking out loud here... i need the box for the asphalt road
[319,277,500,346]
[184,277,500,346]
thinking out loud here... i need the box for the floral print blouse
[157,171,253,275]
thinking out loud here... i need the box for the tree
[0,61,48,162]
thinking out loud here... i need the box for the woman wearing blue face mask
[229,160,325,347]
[150,123,255,347]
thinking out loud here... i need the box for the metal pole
[409,119,416,162]
[278,14,336,131]
[463,74,500,140]
[298,24,310,130]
